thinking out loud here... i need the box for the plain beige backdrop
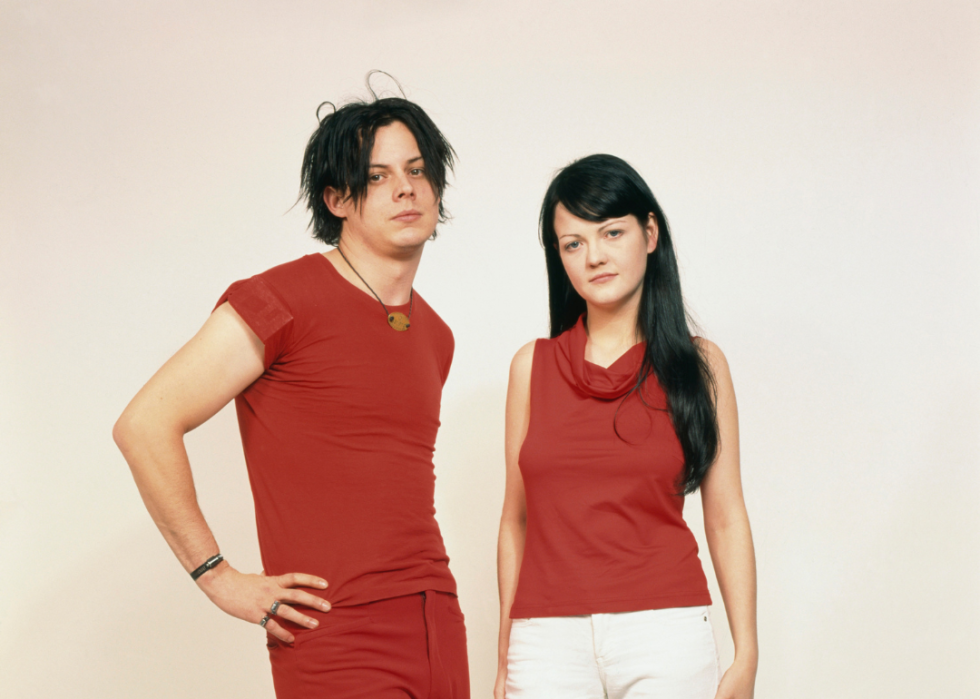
[1,1,978,697]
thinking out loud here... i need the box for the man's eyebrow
[369,155,424,168]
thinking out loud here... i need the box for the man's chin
[387,225,437,251]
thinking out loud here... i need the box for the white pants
[506,606,719,699]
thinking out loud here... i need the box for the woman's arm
[494,341,535,699]
[697,339,758,699]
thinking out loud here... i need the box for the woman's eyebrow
[598,218,629,231]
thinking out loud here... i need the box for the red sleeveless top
[510,316,711,618]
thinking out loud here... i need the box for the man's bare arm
[113,302,330,643]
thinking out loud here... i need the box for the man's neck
[325,236,422,306]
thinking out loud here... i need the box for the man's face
[326,120,439,257]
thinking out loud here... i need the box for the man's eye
[410,168,424,176]
[369,174,383,182]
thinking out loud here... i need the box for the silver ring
[270,600,281,615]
[259,614,270,627]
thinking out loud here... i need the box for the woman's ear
[645,213,659,254]
[323,187,349,218]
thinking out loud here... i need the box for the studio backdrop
[1,1,977,697]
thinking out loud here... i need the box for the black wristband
[190,553,224,581]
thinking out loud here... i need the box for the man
[113,96,469,698]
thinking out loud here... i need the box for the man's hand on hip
[197,563,331,644]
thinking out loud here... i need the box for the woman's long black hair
[540,154,718,494]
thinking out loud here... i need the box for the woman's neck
[583,296,643,369]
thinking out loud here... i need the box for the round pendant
[387,312,411,331]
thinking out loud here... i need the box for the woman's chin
[579,291,635,312]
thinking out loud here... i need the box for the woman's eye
[564,241,580,251]
[607,229,623,238]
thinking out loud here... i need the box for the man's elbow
[113,403,156,456]
[112,408,138,454]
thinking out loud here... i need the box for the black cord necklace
[336,247,413,331]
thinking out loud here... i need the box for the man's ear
[323,187,350,218]
[645,213,659,254]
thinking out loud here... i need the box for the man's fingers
[261,617,295,645]
[281,588,332,612]
[270,573,331,614]
[272,602,320,630]
[277,572,328,590]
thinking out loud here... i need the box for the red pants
[267,590,470,698]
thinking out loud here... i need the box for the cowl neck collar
[555,315,646,399]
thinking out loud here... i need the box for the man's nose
[394,172,415,199]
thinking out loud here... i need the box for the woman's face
[554,203,658,313]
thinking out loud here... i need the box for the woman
[495,154,757,699]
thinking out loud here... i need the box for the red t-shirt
[216,253,457,613]
[510,316,711,618]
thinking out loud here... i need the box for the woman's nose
[587,243,606,266]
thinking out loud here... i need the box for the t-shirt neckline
[313,252,412,311]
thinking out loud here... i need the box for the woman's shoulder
[509,338,541,382]
[511,338,538,365]
[692,337,732,383]
[692,336,723,358]
[513,338,539,358]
